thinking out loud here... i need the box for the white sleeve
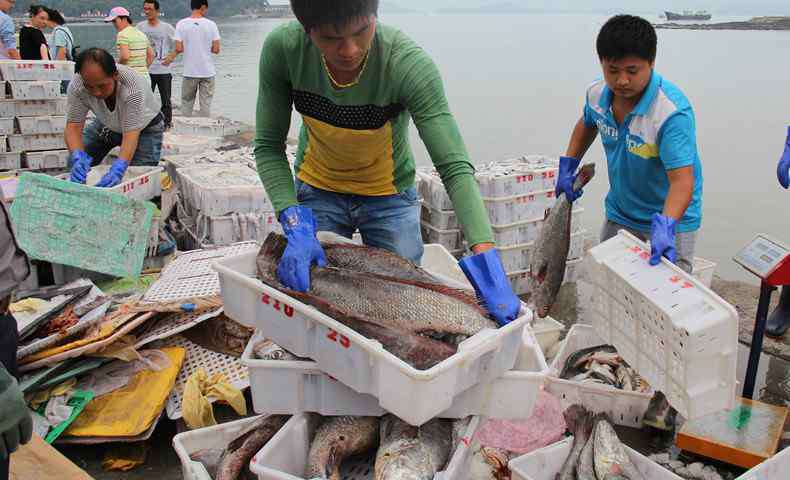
[174,22,182,42]
[212,22,221,41]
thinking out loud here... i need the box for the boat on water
[665,10,712,21]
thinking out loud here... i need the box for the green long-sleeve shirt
[254,21,493,246]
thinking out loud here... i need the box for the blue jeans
[296,180,424,264]
[82,116,164,167]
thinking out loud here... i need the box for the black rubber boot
[766,286,790,338]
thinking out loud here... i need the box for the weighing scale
[676,235,790,469]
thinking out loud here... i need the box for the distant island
[438,2,534,14]
[656,16,790,31]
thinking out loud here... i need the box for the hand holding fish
[459,249,521,327]
[277,205,328,292]
[555,156,584,203]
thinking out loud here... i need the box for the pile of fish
[559,344,650,393]
[558,405,645,480]
[305,414,466,480]
[256,233,498,369]
[647,454,728,480]
[189,414,291,480]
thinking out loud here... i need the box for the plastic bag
[76,349,170,399]
[182,368,247,430]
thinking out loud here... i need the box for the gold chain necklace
[322,51,370,89]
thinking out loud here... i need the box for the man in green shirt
[255,0,520,326]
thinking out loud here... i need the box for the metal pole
[742,282,776,399]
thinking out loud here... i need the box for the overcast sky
[388,0,790,15]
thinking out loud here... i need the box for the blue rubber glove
[68,150,93,184]
[555,156,583,203]
[459,249,521,327]
[777,126,790,189]
[95,158,129,188]
[277,205,327,292]
[649,213,677,266]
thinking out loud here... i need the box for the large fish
[576,414,606,480]
[374,415,453,480]
[258,233,495,337]
[556,405,594,480]
[593,418,646,480]
[529,163,596,318]
[216,414,290,480]
[306,416,381,480]
[321,241,441,285]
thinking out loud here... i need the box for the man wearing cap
[106,6,154,80]
[65,48,164,188]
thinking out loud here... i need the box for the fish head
[375,443,429,480]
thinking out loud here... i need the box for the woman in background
[19,5,50,60]
[45,8,75,61]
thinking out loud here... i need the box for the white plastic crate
[243,327,546,420]
[162,133,223,156]
[421,203,459,230]
[476,156,558,198]
[173,415,265,480]
[507,258,583,296]
[736,447,790,479]
[491,208,584,246]
[0,117,13,134]
[529,316,564,359]
[0,152,20,170]
[171,116,252,138]
[509,436,683,480]
[7,134,66,152]
[484,189,561,225]
[214,250,532,426]
[24,150,69,170]
[692,257,716,288]
[5,81,62,100]
[16,115,66,135]
[420,221,464,251]
[545,324,653,428]
[0,99,67,118]
[57,166,163,201]
[0,60,74,81]
[580,231,738,421]
[195,211,281,246]
[178,165,270,217]
[421,244,467,285]
[497,230,585,272]
[250,414,481,480]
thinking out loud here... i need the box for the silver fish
[253,338,300,361]
[593,418,645,480]
[374,415,453,480]
[306,416,380,480]
[576,414,606,480]
[556,405,594,480]
[529,163,596,318]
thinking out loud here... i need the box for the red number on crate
[549,171,555,178]
[326,329,351,349]
[260,293,294,317]
[630,246,642,253]
[639,252,650,260]
[261,293,270,304]
[669,275,681,284]
[682,282,694,289]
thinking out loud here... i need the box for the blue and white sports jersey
[583,72,703,233]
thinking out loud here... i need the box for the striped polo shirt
[117,26,150,76]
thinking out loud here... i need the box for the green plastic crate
[10,173,155,278]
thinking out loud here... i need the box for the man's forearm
[566,117,598,159]
[118,131,141,162]
[65,123,85,152]
[663,166,694,221]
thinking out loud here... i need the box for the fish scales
[374,415,453,480]
[556,405,595,480]
[306,416,380,480]
[593,418,646,480]
[216,415,291,480]
[529,163,596,318]
[322,242,442,285]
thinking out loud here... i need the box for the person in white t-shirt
[174,0,220,117]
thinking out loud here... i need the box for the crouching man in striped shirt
[65,48,164,188]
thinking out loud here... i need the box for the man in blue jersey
[767,128,790,337]
[559,15,703,275]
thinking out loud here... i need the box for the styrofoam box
[0,117,13,134]
[162,133,223,156]
[545,324,653,428]
[509,436,683,480]
[421,203,459,230]
[214,250,532,426]
[57,166,163,201]
[0,152,21,170]
[178,165,270,217]
[491,208,584,246]
[483,189,565,226]
[0,60,74,81]
[692,257,716,288]
[497,230,585,272]
[173,415,265,480]
[195,211,281,246]
[243,325,546,420]
[7,134,66,152]
[0,99,67,118]
[580,231,738,421]
[420,221,464,251]
[476,163,558,198]
[507,258,583,296]
[24,150,69,170]
[250,414,482,480]
[16,115,66,135]
[5,81,62,100]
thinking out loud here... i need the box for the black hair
[144,0,161,10]
[29,4,46,17]
[45,7,65,25]
[117,15,133,23]
[596,15,657,63]
[291,0,379,32]
[191,0,208,10]
[76,48,117,76]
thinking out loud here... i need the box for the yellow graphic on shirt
[297,115,397,196]
[628,142,659,160]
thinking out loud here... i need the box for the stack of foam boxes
[0,61,71,173]
[417,155,586,295]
